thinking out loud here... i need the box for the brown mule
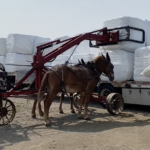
[38,53,114,126]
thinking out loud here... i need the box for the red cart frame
[0,28,119,98]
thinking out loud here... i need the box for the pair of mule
[33,53,114,126]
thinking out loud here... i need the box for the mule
[38,53,114,126]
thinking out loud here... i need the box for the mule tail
[37,72,50,104]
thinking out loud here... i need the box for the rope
[65,44,79,65]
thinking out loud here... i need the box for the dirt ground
[1,96,150,150]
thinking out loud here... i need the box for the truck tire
[98,84,115,97]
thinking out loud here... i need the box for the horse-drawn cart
[0,26,132,126]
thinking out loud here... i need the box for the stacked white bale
[74,40,90,54]
[145,20,150,46]
[37,40,53,67]
[99,50,134,81]
[134,46,150,81]
[141,65,150,78]
[71,54,94,64]
[0,38,7,66]
[0,38,7,55]
[0,56,6,65]
[50,36,74,66]
[5,53,33,72]
[7,34,34,54]
[71,38,93,64]
[5,53,33,66]
[5,65,32,72]
[6,34,35,72]
[101,16,146,52]
[52,55,71,66]
[90,47,100,57]
[53,36,75,56]
[33,36,51,54]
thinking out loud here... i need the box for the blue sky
[1,0,150,40]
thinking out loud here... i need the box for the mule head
[94,52,114,81]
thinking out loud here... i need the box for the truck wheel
[98,84,115,97]
[106,93,124,115]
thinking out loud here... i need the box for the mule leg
[59,93,64,114]
[44,91,58,126]
[31,96,37,118]
[38,100,44,117]
[70,94,75,113]
[78,95,85,119]
[84,95,91,120]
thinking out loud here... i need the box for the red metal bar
[0,27,119,98]
[0,90,38,98]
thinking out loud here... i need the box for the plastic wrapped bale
[145,20,150,46]
[73,39,90,55]
[0,38,7,55]
[101,16,146,52]
[141,65,150,78]
[6,53,33,66]
[90,47,100,56]
[134,46,150,81]
[52,55,71,66]
[33,36,51,54]
[99,50,134,81]
[7,34,34,55]
[54,36,75,56]
[71,54,94,64]
[0,56,6,65]
[5,65,32,72]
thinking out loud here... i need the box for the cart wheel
[0,98,16,126]
[106,93,124,115]
[73,93,81,110]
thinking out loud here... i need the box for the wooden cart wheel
[0,98,16,126]
[106,93,124,115]
[73,93,81,110]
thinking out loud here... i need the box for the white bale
[90,47,100,56]
[52,55,71,66]
[145,20,150,46]
[44,62,52,67]
[33,36,51,54]
[74,40,90,55]
[101,16,146,52]
[7,34,34,54]
[0,56,6,65]
[6,53,32,66]
[0,38,7,55]
[134,46,150,81]
[99,50,134,81]
[71,54,94,64]
[5,65,32,72]
[54,36,75,56]
[141,65,150,78]
[42,36,73,56]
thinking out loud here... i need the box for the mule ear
[101,53,105,59]
[106,52,110,62]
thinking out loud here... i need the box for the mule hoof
[78,115,84,119]
[71,110,75,113]
[84,117,90,120]
[59,110,64,114]
[31,114,36,118]
[45,120,51,126]
[40,113,44,117]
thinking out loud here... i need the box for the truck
[97,79,150,106]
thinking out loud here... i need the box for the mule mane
[93,55,105,63]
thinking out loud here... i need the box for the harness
[49,61,100,97]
